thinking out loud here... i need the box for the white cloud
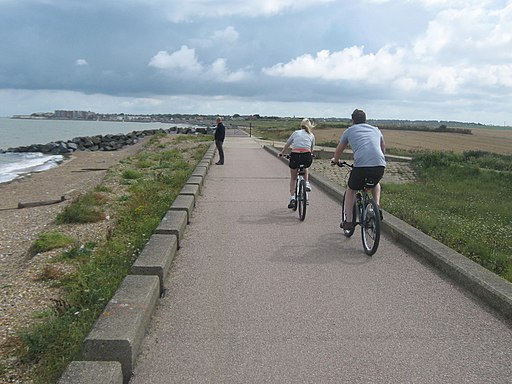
[148,46,202,72]
[75,59,89,66]
[413,2,512,62]
[209,58,250,82]
[149,46,250,82]
[212,26,239,43]
[263,46,405,82]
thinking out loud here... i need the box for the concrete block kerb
[180,184,200,205]
[83,275,159,383]
[155,210,188,248]
[191,166,207,179]
[131,234,178,294]
[169,194,195,223]
[186,176,203,188]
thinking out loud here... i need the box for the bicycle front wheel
[298,179,307,221]
[341,191,356,237]
[361,198,381,256]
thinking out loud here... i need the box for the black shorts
[288,152,313,169]
[348,166,385,190]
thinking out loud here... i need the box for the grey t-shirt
[340,123,386,167]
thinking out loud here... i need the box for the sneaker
[342,222,355,230]
[305,181,312,192]
[288,199,296,209]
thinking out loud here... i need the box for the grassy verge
[382,150,512,282]
[16,134,210,383]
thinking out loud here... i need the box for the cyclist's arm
[278,142,291,157]
[380,136,386,154]
[331,142,348,163]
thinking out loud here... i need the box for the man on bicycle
[331,109,386,230]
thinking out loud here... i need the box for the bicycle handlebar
[331,160,353,168]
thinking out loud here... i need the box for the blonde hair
[300,118,315,134]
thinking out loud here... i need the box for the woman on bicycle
[278,118,315,209]
[331,109,386,229]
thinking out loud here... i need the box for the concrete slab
[179,184,200,205]
[169,195,194,223]
[83,275,159,383]
[186,176,203,188]
[191,166,207,179]
[155,210,188,248]
[58,361,123,384]
[131,234,178,294]
[198,160,210,168]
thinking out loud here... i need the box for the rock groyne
[2,126,214,155]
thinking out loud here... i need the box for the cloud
[148,46,202,72]
[263,46,405,82]
[209,59,251,82]
[212,26,239,43]
[149,45,250,83]
[75,59,89,66]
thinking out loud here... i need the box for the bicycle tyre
[361,197,381,256]
[341,191,356,237]
[292,179,298,211]
[298,179,307,221]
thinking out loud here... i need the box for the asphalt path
[131,136,512,383]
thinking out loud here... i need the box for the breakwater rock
[2,126,214,155]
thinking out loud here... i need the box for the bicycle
[334,161,381,256]
[284,154,312,221]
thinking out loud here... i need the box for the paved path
[131,136,512,383]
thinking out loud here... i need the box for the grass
[30,231,76,255]
[16,134,210,383]
[382,150,512,282]
[55,193,107,224]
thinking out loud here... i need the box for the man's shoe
[288,199,296,209]
[342,222,355,230]
[305,181,312,191]
[215,161,224,165]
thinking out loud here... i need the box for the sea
[0,117,183,184]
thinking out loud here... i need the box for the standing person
[278,118,315,209]
[214,116,225,165]
[331,109,386,230]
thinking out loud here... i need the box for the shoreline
[0,139,148,365]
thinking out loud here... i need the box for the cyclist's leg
[289,168,298,196]
[344,188,356,226]
[372,183,381,205]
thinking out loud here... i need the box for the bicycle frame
[336,161,381,255]
[284,154,310,221]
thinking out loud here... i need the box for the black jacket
[214,122,225,142]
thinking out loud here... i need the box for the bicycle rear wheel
[298,179,307,221]
[341,191,356,237]
[361,198,381,255]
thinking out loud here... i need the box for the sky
[0,0,511,126]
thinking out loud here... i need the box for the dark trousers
[215,140,224,164]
